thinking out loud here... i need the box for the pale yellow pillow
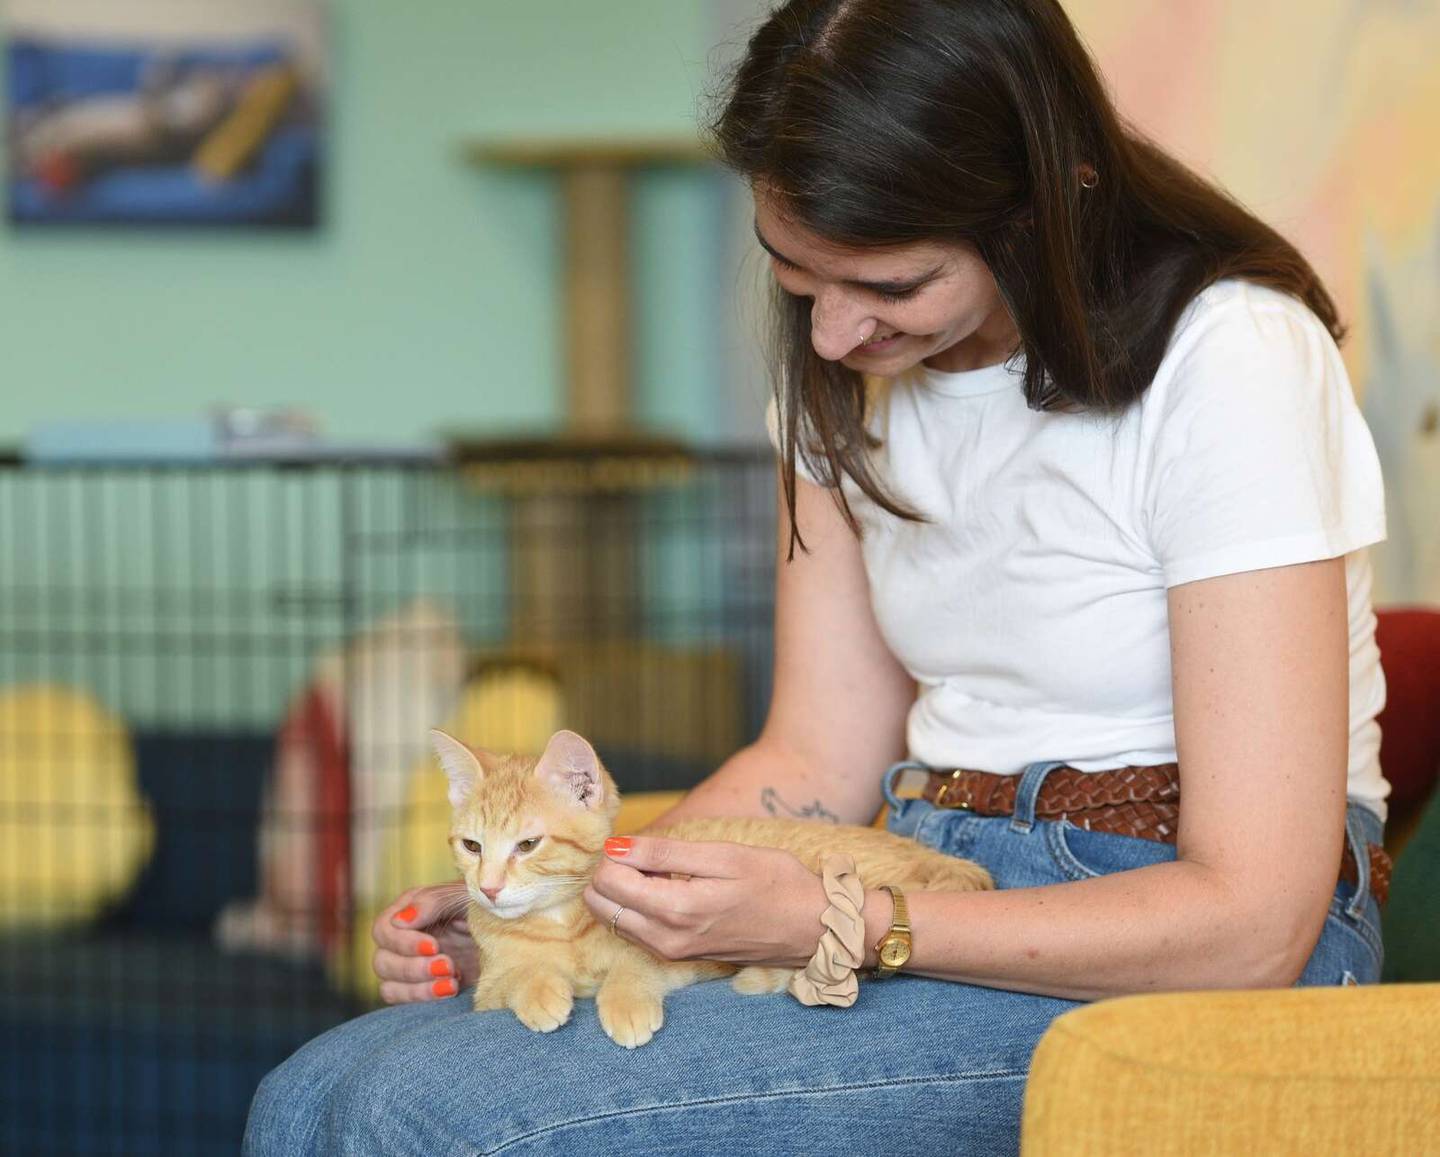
[0,685,154,928]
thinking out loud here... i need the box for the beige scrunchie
[788,853,865,1008]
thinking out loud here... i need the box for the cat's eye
[515,837,542,854]
[461,838,482,855]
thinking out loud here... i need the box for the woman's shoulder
[1136,277,1348,427]
[1160,278,1336,383]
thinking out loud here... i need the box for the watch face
[879,940,910,968]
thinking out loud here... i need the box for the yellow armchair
[614,791,688,834]
[1021,983,1440,1156]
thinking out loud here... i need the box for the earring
[1079,164,1099,189]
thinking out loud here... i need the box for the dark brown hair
[707,0,1345,552]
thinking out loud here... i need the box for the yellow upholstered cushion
[615,791,687,834]
[1022,984,1440,1156]
[0,685,154,928]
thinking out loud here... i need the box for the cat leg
[731,966,794,996]
[506,968,575,1034]
[471,978,505,1013]
[595,957,680,1049]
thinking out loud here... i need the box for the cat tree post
[563,162,630,433]
[460,138,711,642]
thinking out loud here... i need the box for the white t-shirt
[771,279,1390,819]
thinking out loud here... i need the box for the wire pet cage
[0,443,776,1156]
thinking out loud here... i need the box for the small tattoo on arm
[760,787,840,823]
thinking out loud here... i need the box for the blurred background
[0,1,1436,1153]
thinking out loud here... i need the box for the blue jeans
[245,761,1384,1156]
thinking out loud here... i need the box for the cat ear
[535,730,606,811]
[430,729,487,809]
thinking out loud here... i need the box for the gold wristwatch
[871,885,912,979]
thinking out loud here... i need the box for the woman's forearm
[860,860,1320,1000]
[647,739,885,829]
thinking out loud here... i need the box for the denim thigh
[245,975,1073,1157]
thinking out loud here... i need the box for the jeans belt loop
[1343,806,1371,921]
[1010,760,1067,834]
[881,760,931,811]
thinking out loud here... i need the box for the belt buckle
[933,769,972,809]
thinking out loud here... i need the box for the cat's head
[430,728,620,920]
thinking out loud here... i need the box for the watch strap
[872,885,912,979]
[883,884,910,934]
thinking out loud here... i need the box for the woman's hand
[582,836,828,969]
[371,882,477,1004]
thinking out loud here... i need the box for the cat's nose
[479,885,502,902]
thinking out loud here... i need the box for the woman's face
[753,188,1019,375]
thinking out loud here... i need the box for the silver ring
[608,905,628,935]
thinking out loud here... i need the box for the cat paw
[510,975,574,1033]
[731,966,793,996]
[596,990,664,1049]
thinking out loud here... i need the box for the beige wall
[1064,0,1440,602]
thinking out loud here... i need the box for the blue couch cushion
[0,932,358,1156]
[109,731,272,933]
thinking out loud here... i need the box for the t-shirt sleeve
[1140,290,1387,589]
[763,393,828,487]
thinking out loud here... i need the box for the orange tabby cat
[431,728,992,1048]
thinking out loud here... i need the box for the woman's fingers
[588,834,752,918]
[581,883,677,958]
[591,836,789,918]
[371,881,467,954]
[589,857,690,916]
[378,975,461,1005]
[372,945,459,985]
[587,840,826,968]
[370,881,472,1002]
[603,835,743,878]
[372,944,463,1003]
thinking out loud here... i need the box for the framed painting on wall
[5,0,327,229]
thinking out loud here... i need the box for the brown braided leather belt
[922,763,1390,905]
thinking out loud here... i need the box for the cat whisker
[433,894,477,921]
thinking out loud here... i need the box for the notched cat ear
[535,729,606,811]
[430,728,486,809]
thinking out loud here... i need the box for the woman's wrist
[860,887,896,970]
[786,882,895,972]
[787,853,867,1007]
[782,869,835,968]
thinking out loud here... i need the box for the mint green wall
[0,0,743,447]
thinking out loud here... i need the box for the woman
[245,1,1388,1152]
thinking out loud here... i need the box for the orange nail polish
[433,978,458,998]
[396,905,418,923]
[429,958,452,978]
[418,938,437,956]
[604,837,633,857]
